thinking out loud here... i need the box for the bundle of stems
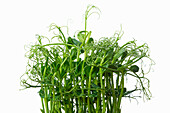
[20,5,154,113]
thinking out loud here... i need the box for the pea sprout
[20,5,154,113]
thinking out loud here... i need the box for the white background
[0,0,170,112]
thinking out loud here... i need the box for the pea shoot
[20,5,154,113]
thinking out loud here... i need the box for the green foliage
[20,4,154,113]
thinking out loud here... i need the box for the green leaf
[105,49,114,61]
[67,37,73,49]
[121,50,128,60]
[123,88,139,96]
[130,65,139,72]
[113,48,126,63]
[72,38,82,46]
[77,31,85,42]
[38,89,45,98]
[71,48,77,60]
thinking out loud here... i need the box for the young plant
[20,5,154,113]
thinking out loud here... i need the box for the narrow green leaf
[112,48,126,63]
[72,38,82,46]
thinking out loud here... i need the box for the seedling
[20,5,154,113]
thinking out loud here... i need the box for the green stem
[111,75,117,113]
[44,85,49,113]
[58,72,62,113]
[96,75,100,113]
[69,52,74,112]
[75,49,81,113]
[52,73,56,113]
[41,86,45,113]
[99,54,107,113]
[87,56,100,112]
[42,67,49,113]
[50,89,52,113]
[106,73,110,113]
[117,73,125,112]
[81,51,87,112]
[64,76,68,113]
[99,68,105,113]
[87,66,94,113]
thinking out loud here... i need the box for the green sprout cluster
[20,5,154,113]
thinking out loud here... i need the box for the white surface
[0,0,169,112]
